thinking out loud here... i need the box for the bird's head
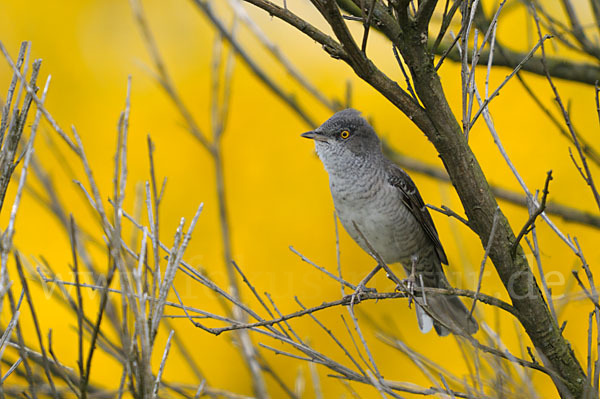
[301,109,381,168]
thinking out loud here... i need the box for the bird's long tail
[407,257,479,336]
[417,293,478,336]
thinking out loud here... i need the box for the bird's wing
[386,161,448,265]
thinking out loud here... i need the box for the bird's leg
[399,255,419,308]
[349,263,381,305]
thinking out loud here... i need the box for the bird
[301,108,478,336]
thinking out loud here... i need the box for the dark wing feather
[386,161,448,265]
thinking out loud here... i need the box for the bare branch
[15,254,58,398]
[470,207,500,317]
[511,171,553,256]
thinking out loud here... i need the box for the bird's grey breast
[329,163,421,263]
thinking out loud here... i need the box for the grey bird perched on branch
[301,109,478,336]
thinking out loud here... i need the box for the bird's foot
[398,257,418,308]
[348,282,377,306]
[401,271,417,292]
[398,273,417,308]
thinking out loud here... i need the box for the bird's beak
[301,131,328,142]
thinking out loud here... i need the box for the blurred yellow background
[0,0,598,398]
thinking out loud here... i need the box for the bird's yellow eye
[340,130,350,139]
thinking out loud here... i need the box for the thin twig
[69,217,85,397]
[470,34,552,128]
[15,254,59,398]
[289,246,356,290]
[360,0,377,54]
[511,170,553,256]
[0,358,22,384]
[152,330,175,399]
[470,207,500,318]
